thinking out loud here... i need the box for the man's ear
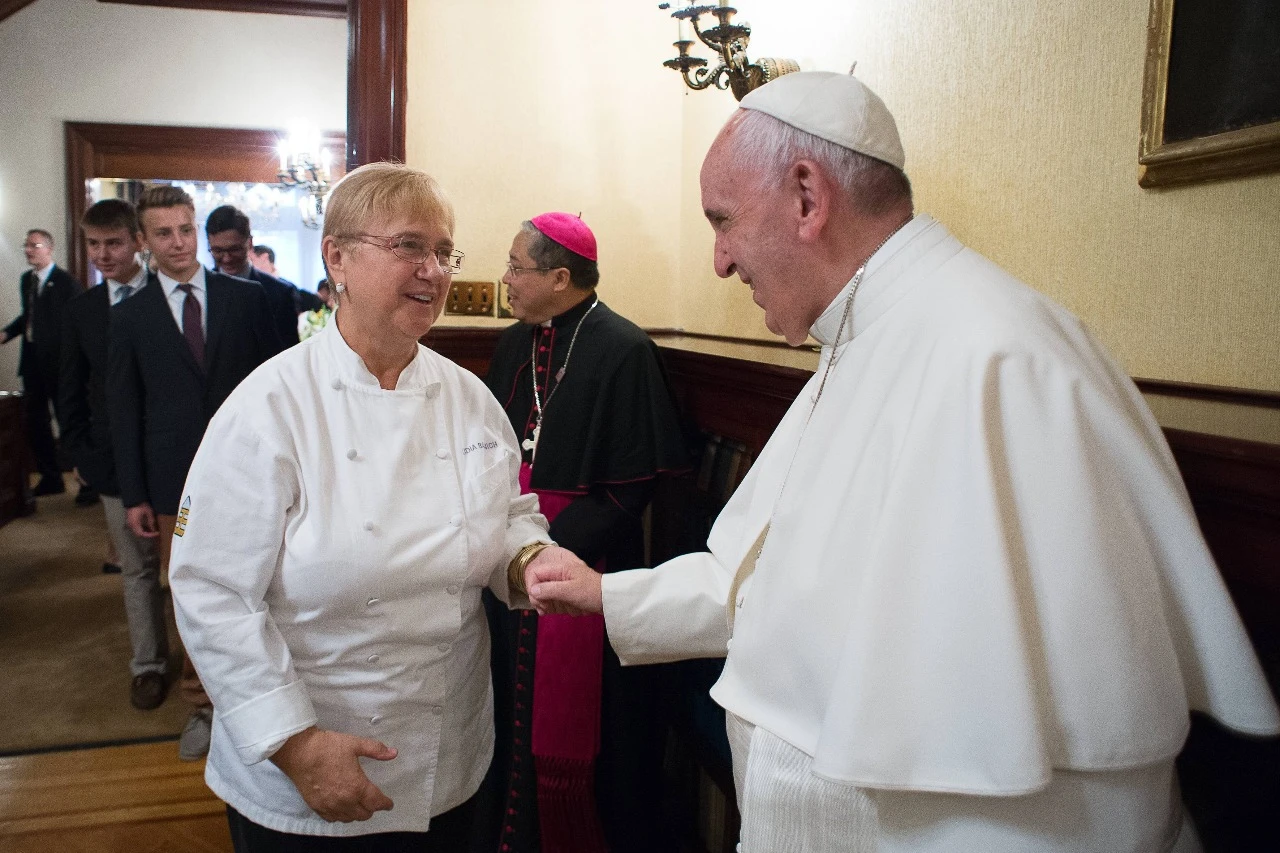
[551,268,573,293]
[791,159,833,244]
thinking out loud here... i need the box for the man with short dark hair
[205,206,301,346]
[484,213,687,853]
[249,244,280,277]
[60,199,167,710]
[2,228,82,496]
[108,184,283,758]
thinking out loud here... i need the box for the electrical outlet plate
[445,280,495,316]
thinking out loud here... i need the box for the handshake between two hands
[523,545,604,616]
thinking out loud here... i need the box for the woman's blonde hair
[323,162,456,246]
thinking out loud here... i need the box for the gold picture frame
[1138,0,1280,188]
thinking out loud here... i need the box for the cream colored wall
[0,0,346,390]
[676,0,1280,392]
[406,0,686,330]
[406,0,1279,391]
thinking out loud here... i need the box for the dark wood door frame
[63,123,344,287]
[61,0,406,285]
[346,0,407,168]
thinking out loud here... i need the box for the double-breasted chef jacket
[170,319,550,836]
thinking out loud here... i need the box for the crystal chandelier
[277,129,332,229]
[659,1,799,101]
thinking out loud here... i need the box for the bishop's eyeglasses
[347,234,464,274]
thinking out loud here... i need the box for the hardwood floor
[0,741,231,852]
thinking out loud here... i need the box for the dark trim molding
[63,122,343,286]
[346,0,407,168]
[97,0,346,17]
[647,328,815,353]
[0,0,37,24]
[421,326,507,377]
[1134,377,1280,409]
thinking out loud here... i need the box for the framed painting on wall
[1139,0,1280,188]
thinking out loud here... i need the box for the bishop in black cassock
[482,213,688,853]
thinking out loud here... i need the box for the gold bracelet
[508,542,552,595]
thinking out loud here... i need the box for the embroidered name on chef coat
[174,496,192,537]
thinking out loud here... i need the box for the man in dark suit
[60,199,167,711]
[206,206,301,346]
[1,229,83,496]
[253,243,324,313]
[108,185,282,759]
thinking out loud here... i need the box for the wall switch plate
[445,280,494,316]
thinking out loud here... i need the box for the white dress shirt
[157,265,208,334]
[601,215,1279,850]
[31,262,54,292]
[107,266,146,305]
[170,321,550,836]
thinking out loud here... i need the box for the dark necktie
[114,284,134,305]
[177,283,205,367]
[25,273,38,343]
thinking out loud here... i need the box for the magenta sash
[520,463,609,852]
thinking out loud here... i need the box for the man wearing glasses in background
[1,229,84,498]
[206,206,303,347]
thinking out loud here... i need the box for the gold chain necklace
[807,215,914,419]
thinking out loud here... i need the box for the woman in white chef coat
[169,162,572,852]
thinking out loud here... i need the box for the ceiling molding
[97,0,347,19]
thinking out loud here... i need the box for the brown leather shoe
[130,672,168,710]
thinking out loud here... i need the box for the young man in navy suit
[107,184,283,758]
[206,205,301,346]
[1,229,83,496]
[60,199,167,711]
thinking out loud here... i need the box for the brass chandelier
[659,2,799,101]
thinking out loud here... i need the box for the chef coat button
[346,449,358,460]
[450,514,463,526]
[363,521,375,532]
[446,584,460,596]
[369,715,382,725]
[436,448,449,459]
[425,385,438,400]
[367,654,380,663]
[367,597,380,607]
[432,705,443,716]
[438,643,451,653]
[331,378,343,390]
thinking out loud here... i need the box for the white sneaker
[179,707,213,761]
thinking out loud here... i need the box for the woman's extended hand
[526,547,603,615]
[269,726,397,822]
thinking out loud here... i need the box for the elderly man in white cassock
[522,71,1280,852]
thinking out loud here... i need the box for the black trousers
[226,794,477,853]
[21,367,60,481]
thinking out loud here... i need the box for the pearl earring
[334,282,346,293]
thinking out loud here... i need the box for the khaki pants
[158,513,211,710]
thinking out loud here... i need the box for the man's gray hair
[731,109,912,216]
